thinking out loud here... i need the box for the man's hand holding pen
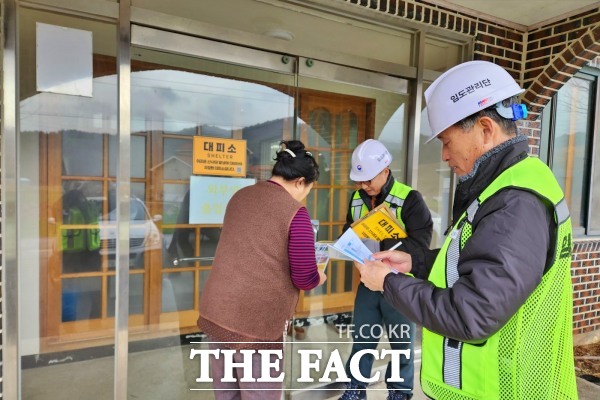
[355,250,413,292]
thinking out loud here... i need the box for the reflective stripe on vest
[440,198,481,389]
[351,181,412,224]
[443,338,463,389]
[445,199,480,290]
[421,157,578,400]
[556,198,569,225]
[351,198,365,221]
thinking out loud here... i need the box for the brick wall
[572,241,600,337]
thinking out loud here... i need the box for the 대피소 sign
[193,136,247,177]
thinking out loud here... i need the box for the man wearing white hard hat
[339,139,433,400]
[356,61,577,399]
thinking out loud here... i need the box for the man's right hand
[371,250,412,274]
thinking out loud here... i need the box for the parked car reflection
[96,197,162,269]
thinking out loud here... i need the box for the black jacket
[343,173,433,262]
[383,136,554,342]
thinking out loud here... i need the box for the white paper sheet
[328,228,374,265]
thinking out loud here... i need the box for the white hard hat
[349,139,392,182]
[424,60,525,142]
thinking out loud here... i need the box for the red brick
[531,48,553,59]
[529,28,553,41]
[448,14,455,30]
[486,44,504,56]
[545,64,561,80]
[465,21,475,35]
[554,19,583,34]
[495,58,514,69]
[568,29,588,41]
[506,30,522,41]
[505,49,521,61]
[527,40,539,51]
[477,32,495,44]
[526,58,550,70]
[525,67,544,81]
[474,54,494,62]
[581,30,595,48]
[496,38,514,49]
[554,56,567,71]
[439,13,447,27]
[542,86,559,98]
[571,39,586,57]
[529,80,545,95]
[416,5,425,21]
[583,13,600,26]
[488,25,507,38]
[540,34,567,48]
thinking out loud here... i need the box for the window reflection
[418,85,452,247]
[131,70,294,135]
[62,131,103,176]
[551,76,592,231]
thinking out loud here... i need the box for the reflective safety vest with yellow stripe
[351,181,412,225]
[421,157,577,400]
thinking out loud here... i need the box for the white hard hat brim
[349,167,384,182]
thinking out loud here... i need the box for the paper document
[328,228,374,265]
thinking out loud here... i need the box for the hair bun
[281,140,305,153]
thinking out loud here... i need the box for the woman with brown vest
[198,140,327,399]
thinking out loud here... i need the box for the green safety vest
[421,157,577,399]
[350,180,412,227]
[61,203,101,253]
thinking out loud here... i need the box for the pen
[388,241,403,251]
[382,241,402,277]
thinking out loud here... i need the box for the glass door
[129,47,297,333]
[19,7,119,399]
[126,28,299,397]
[26,21,411,397]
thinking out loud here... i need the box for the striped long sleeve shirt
[288,207,320,290]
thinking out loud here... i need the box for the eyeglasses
[356,178,374,186]
[355,168,387,186]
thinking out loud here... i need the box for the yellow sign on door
[193,137,247,177]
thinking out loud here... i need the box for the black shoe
[386,388,412,400]
[339,382,367,400]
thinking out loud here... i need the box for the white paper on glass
[36,23,93,97]
[189,176,255,224]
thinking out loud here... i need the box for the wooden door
[296,89,375,316]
